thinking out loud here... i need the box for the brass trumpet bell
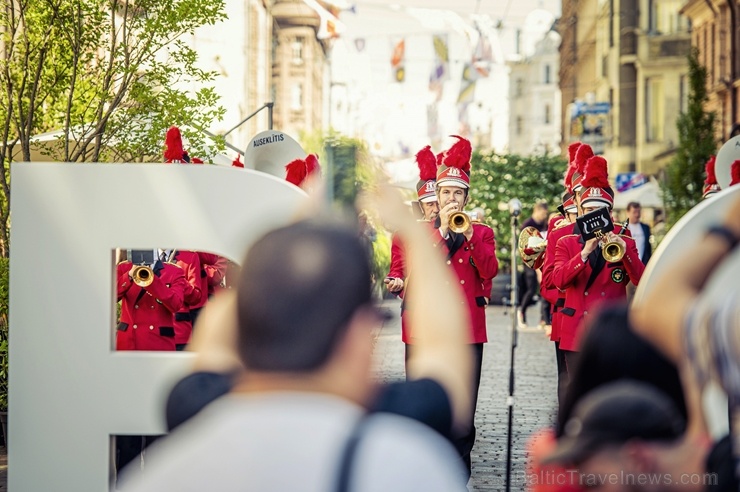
[131,265,154,288]
[518,226,547,269]
[602,240,625,263]
[449,212,471,234]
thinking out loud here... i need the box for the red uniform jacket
[196,252,229,302]
[387,234,406,297]
[552,233,644,351]
[540,218,575,343]
[389,224,498,344]
[116,261,187,351]
[170,250,203,345]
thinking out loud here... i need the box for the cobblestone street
[373,298,558,491]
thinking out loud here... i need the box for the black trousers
[520,268,539,322]
[554,341,568,411]
[404,343,484,480]
[114,435,161,487]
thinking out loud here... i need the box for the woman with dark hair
[527,301,687,492]
[556,301,687,436]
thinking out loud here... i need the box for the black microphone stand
[505,212,519,492]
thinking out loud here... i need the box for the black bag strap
[334,414,371,492]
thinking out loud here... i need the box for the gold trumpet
[598,222,627,263]
[131,265,154,288]
[602,237,625,263]
[449,212,471,234]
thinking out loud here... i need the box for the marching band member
[116,250,187,351]
[551,154,644,372]
[702,155,721,199]
[385,145,440,346]
[539,142,583,407]
[167,250,203,350]
[434,135,498,479]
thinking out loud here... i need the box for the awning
[613,177,663,209]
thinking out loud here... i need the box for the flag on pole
[303,0,346,39]
[390,38,405,83]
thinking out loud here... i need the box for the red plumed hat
[415,146,438,202]
[163,126,186,163]
[232,155,244,168]
[580,155,614,209]
[731,159,740,186]
[703,155,720,198]
[564,162,577,192]
[285,154,321,188]
[568,142,582,164]
[571,143,594,192]
[437,135,472,188]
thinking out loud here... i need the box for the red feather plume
[305,153,321,177]
[574,144,594,173]
[442,135,472,173]
[163,126,185,161]
[705,155,717,185]
[285,158,307,186]
[731,160,740,186]
[232,155,244,168]
[416,145,437,181]
[285,154,321,187]
[581,155,610,189]
[568,142,582,164]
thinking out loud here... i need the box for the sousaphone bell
[518,226,547,269]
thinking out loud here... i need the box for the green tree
[302,130,391,293]
[0,0,228,257]
[468,150,568,269]
[663,48,717,227]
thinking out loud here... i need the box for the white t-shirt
[627,222,645,260]
[119,392,467,492]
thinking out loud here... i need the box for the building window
[602,55,608,77]
[516,116,523,136]
[291,83,303,110]
[544,65,551,84]
[544,104,551,124]
[291,37,304,65]
[645,77,664,142]
[649,0,689,34]
[515,78,524,98]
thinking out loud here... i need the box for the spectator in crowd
[626,201,652,265]
[121,184,475,491]
[526,302,689,492]
[545,381,705,492]
[631,194,740,491]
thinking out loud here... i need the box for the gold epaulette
[553,219,572,231]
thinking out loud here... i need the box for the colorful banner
[429,35,449,96]
[457,62,478,104]
[390,38,405,83]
